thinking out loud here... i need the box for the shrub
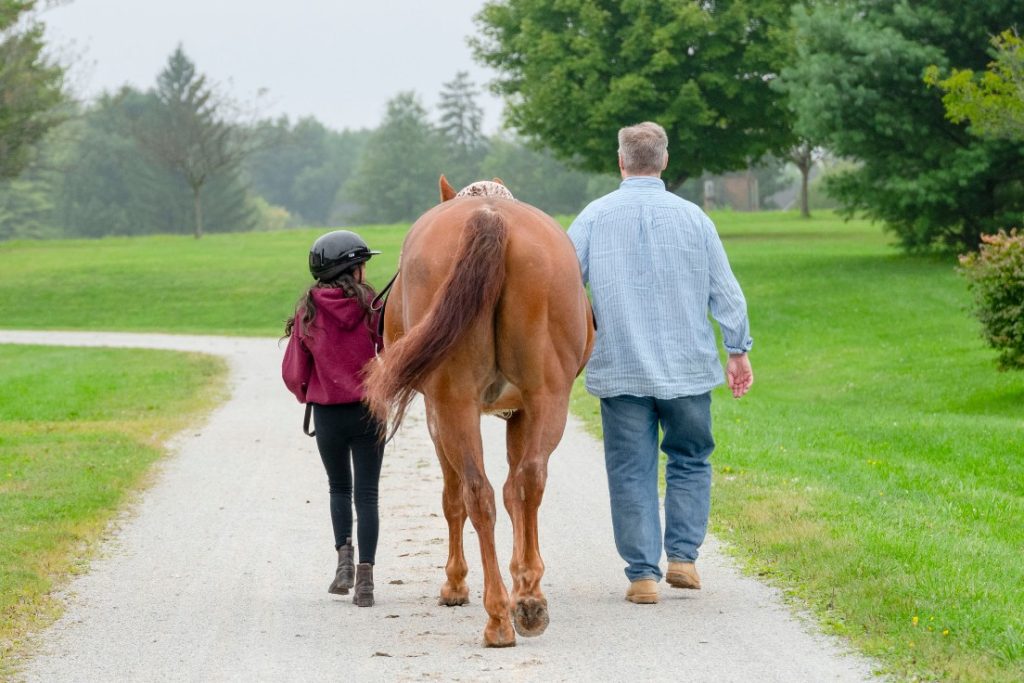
[959,229,1024,369]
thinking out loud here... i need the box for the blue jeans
[599,393,714,582]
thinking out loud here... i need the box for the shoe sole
[665,575,700,590]
[625,593,658,604]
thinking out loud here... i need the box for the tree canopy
[342,92,445,224]
[0,0,66,180]
[473,0,795,189]
[780,1,1024,251]
[926,29,1024,142]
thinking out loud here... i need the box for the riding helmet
[308,230,380,281]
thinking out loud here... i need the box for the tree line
[0,40,621,240]
[4,1,1024,250]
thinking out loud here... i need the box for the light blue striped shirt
[568,176,753,399]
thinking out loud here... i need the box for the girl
[282,229,384,607]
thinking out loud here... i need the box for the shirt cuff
[725,339,753,355]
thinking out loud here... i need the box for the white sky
[42,0,506,132]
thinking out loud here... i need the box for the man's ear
[439,174,457,202]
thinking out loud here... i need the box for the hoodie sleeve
[282,326,313,403]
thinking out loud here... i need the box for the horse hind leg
[503,395,569,638]
[427,403,470,606]
[434,399,515,647]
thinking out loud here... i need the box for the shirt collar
[620,176,666,190]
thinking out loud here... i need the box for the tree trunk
[192,184,204,239]
[800,163,810,219]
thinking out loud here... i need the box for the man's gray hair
[618,122,668,175]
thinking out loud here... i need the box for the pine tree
[0,0,66,179]
[134,45,246,238]
[436,71,487,183]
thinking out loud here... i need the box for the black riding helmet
[308,230,381,281]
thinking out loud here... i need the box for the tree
[472,0,795,190]
[788,141,826,218]
[342,92,444,224]
[134,46,246,238]
[926,29,1024,142]
[479,135,617,215]
[436,71,488,183]
[779,2,1024,251]
[0,0,66,179]
[243,117,369,224]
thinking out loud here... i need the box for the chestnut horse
[365,176,594,647]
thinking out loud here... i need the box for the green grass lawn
[0,345,225,675]
[0,225,408,336]
[2,212,1022,681]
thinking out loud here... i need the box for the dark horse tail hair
[365,207,508,437]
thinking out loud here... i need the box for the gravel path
[1,330,880,682]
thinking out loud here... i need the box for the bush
[959,229,1024,369]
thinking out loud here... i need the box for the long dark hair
[282,266,377,339]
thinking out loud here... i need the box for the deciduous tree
[472,0,795,190]
[342,92,443,223]
[926,29,1024,142]
[780,1,1024,251]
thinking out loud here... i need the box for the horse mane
[365,207,509,435]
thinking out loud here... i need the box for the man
[568,121,754,604]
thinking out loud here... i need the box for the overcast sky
[43,0,506,132]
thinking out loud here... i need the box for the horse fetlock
[438,581,470,606]
[483,616,516,648]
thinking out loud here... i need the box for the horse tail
[365,207,508,435]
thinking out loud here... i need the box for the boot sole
[666,575,700,590]
[625,593,658,604]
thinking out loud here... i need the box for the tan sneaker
[625,578,658,604]
[666,562,701,589]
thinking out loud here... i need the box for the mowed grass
[2,212,1023,681]
[0,345,225,675]
[573,212,1024,682]
[0,225,409,335]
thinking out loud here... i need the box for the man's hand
[726,353,753,398]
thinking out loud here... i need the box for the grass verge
[0,344,226,677]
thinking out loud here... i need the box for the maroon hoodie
[281,288,381,405]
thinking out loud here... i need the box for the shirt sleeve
[567,211,592,286]
[281,325,313,403]
[703,215,753,355]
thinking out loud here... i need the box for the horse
[365,176,595,647]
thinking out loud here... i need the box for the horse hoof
[438,583,469,606]
[513,597,549,637]
[483,619,516,648]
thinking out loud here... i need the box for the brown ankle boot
[328,540,354,595]
[666,561,701,590]
[353,563,374,607]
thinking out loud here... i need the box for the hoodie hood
[310,287,368,331]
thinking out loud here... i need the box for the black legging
[312,402,385,565]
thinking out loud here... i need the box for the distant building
[703,171,759,212]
